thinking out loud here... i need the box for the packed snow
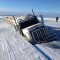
[36,17,60,60]
[0,16,60,60]
[0,18,47,60]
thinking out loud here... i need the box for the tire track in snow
[0,22,48,60]
[35,44,60,60]
[0,31,30,60]
[34,45,52,60]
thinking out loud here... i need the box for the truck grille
[31,27,48,42]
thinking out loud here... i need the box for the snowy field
[0,16,60,60]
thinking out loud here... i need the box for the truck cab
[15,14,57,44]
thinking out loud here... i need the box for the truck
[14,14,57,44]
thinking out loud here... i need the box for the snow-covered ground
[36,17,60,60]
[0,17,60,60]
[0,18,47,60]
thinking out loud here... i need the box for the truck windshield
[19,17,39,29]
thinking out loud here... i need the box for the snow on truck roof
[16,14,35,20]
[16,14,38,25]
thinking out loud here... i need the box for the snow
[38,17,60,28]
[36,17,60,60]
[35,43,60,60]
[0,19,47,60]
[0,17,60,60]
